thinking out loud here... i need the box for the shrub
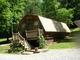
[9,43,24,53]
[39,34,46,49]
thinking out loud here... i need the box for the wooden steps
[12,32,31,50]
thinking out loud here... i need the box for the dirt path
[0,48,80,60]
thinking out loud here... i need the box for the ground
[48,42,75,49]
[0,48,80,60]
[0,42,76,53]
[0,28,80,60]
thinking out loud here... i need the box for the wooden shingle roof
[39,16,71,32]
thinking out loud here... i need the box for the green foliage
[0,0,11,33]
[0,0,26,27]
[8,0,27,22]
[42,0,60,19]
[56,8,73,25]
[10,43,24,53]
[26,0,42,15]
[58,0,80,20]
[41,0,74,26]
[0,0,27,38]
[39,34,46,49]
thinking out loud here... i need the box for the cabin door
[25,20,39,48]
[26,20,39,39]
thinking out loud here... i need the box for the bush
[9,43,24,53]
[39,34,46,49]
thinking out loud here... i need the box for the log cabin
[12,15,71,49]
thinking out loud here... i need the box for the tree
[0,0,12,38]
[0,0,27,38]
[74,1,80,20]
[42,0,74,26]
[56,8,73,26]
[25,0,42,15]
[42,0,60,19]
[8,0,27,24]
[58,0,80,20]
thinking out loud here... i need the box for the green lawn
[0,38,10,53]
[48,42,76,49]
[71,28,80,32]
[48,28,80,49]
[0,37,12,42]
[0,45,10,53]
[0,42,75,53]
[0,38,7,42]
[71,28,80,36]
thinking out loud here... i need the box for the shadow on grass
[0,41,10,45]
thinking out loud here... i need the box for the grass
[0,38,10,53]
[0,38,7,42]
[71,28,80,36]
[0,42,75,53]
[0,45,10,53]
[48,28,80,49]
[71,28,80,32]
[0,37,12,42]
[48,42,75,49]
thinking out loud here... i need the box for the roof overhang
[38,16,71,33]
[39,16,57,32]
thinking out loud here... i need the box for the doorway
[27,40,39,49]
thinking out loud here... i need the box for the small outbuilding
[16,15,71,48]
[18,15,70,39]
